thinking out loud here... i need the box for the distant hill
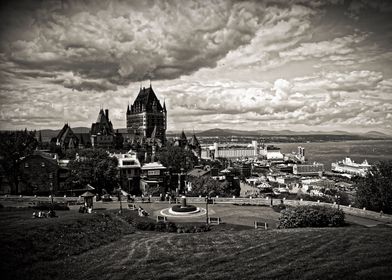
[166,130,203,136]
[194,128,391,139]
[194,128,258,137]
[39,127,91,141]
[3,127,390,141]
[360,131,390,138]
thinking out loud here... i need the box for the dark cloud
[0,0,269,85]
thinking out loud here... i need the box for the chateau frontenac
[126,85,167,144]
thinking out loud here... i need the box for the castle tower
[126,85,166,144]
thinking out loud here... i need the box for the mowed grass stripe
[22,227,391,280]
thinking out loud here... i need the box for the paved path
[345,214,391,227]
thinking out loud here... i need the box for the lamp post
[49,183,54,210]
[335,194,341,210]
[205,195,210,224]
[118,187,123,214]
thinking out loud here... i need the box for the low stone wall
[183,196,392,223]
[0,195,80,207]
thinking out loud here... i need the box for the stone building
[126,85,167,144]
[55,123,79,151]
[91,109,122,148]
[17,151,69,195]
[140,162,167,195]
[111,151,141,195]
[173,131,202,159]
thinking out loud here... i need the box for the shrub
[32,202,69,211]
[134,220,156,231]
[166,222,178,232]
[278,205,345,229]
[272,204,286,213]
[155,221,166,232]
[176,224,211,233]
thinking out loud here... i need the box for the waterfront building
[293,163,324,176]
[298,146,305,162]
[260,144,284,161]
[331,157,370,177]
[202,141,258,159]
[276,175,301,186]
[232,162,252,178]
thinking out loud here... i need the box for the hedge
[278,205,345,229]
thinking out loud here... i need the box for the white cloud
[0,0,391,134]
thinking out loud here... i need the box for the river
[272,140,392,171]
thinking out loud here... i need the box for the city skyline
[0,0,392,134]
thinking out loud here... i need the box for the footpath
[1,195,391,226]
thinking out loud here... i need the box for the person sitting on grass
[48,209,57,218]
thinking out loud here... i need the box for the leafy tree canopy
[355,160,392,214]
[186,176,240,197]
[66,148,119,194]
[0,130,37,193]
[156,145,198,173]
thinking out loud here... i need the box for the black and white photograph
[0,0,391,279]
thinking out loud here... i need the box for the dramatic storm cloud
[0,0,391,134]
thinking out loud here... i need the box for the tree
[156,146,198,173]
[0,130,38,194]
[355,160,392,214]
[66,149,119,194]
[187,175,240,197]
[187,176,224,197]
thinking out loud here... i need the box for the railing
[1,194,391,223]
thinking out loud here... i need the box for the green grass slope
[1,209,391,280]
[17,227,392,280]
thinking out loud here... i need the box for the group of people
[32,210,57,218]
[79,204,92,214]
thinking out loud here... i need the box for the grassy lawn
[93,200,281,227]
[1,207,391,280]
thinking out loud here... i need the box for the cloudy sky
[0,0,391,134]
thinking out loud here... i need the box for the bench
[128,204,137,210]
[156,215,168,222]
[254,221,268,230]
[208,217,221,225]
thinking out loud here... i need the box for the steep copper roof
[189,134,200,147]
[131,86,163,112]
[57,123,78,144]
[180,130,187,141]
[91,109,114,135]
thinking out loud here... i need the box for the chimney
[105,109,109,120]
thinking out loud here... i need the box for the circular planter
[171,204,197,213]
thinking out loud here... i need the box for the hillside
[21,226,392,280]
[1,208,391,280]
